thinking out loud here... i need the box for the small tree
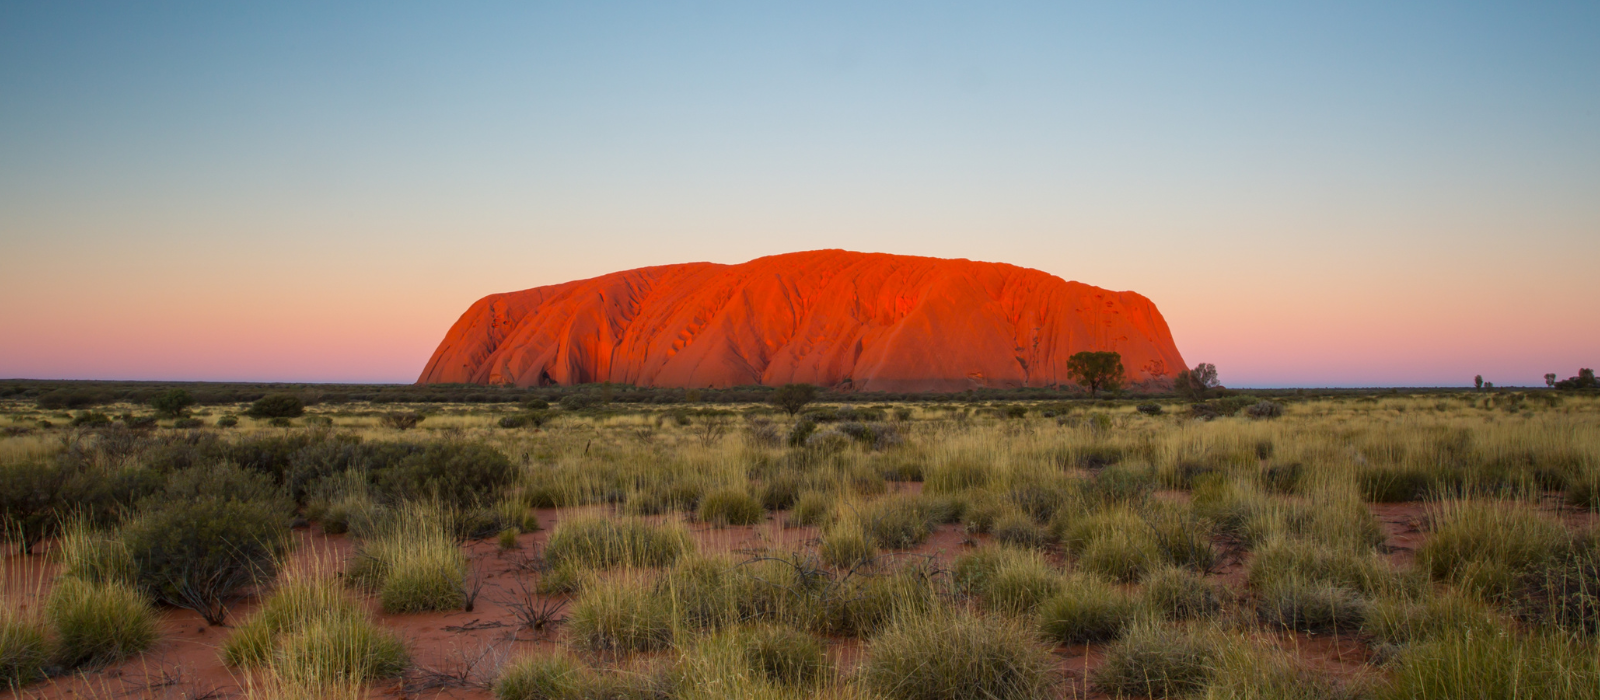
[1066,351,1125,398]
[1546,373,1558,388]
[1475,375,1484,391]
[246,394,304,419]
[149,389,195,419]
[769,384,818,417]
[1174,363,1219,401]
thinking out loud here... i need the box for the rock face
[418,250,1186,393]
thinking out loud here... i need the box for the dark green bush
[149,389,195,419]
[216,415,239,428]
[374,441,513,508]
[0,459,75,554]
[247,393,304,418]
[123,467,292,624]
[70,412,113,427]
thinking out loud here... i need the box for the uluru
[418,250,1186,393]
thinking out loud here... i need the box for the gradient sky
[2,2,1596,387]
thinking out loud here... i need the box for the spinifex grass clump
[1381,630,1600,700]
[1142,566,1225,621]
[494,653,588,700]
[1092,621,1216,698]
[1039,573,1144,644]
[44,578,158,668]
[861,606,1056,700]
[568,574,674,653]
[544,516,694,570]
[0,609,48,689]
[953,545,1060,614]
[673,625,830,698]
[222,571,407,689]
[698,488,765,526]
[1417,499,1571,600]
[348,503,468,613]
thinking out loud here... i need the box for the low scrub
[45,578,158,668]
[122,473,292,624]
[954,546,1060,614]
[861,607,1056,700]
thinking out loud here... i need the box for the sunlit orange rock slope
[418,250,1185,393]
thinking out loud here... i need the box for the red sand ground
[418,250,1186,392]
[15,496,1590,700]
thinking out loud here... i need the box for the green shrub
[247,393,305,418]
[568,576,672,652]
[495,654,588,700]
[45,578,158,668]
[1143,566,1224,621]
[0,458,76,554]
[697,489,764,527]
[216,415,239,428]
[274,616,409,685]
[375,441,514,508]
[122,490,291,624]
[1039,574,1142,644]
[1092,621,1215,698]
[0,612,48,689]
[544,516,694,570]
[861,607,1056,700]
[149,388,195,419]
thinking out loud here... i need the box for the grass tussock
[568,574,674,653]
[861,606,1056,700]
[44,577,158,668]
[1039,573,1144,644]
[545,516,695,571]
[348,504,468,613]
[1092,621,1216,698]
